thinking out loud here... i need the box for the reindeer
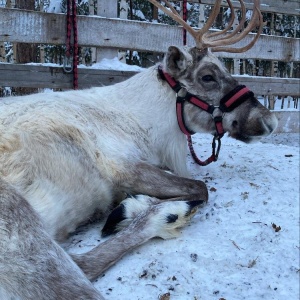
[0,0,278,299]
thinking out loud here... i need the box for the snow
[14,57,300,299]
[133,9,147,21]
[25,58,144,72]
[46,0,62,13]
[53,58,299,299]
[66,133,299,300]
[87,57,144,72]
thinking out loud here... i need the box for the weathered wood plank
[235,75,300,96]
[96,0,118,61]
[0,63,299,96]
[0,8,299,62]
[0,63,136,89]
[173,0,300,16]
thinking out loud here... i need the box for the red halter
[158,65,254,165]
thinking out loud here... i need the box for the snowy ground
[65,132,299,300]
[18,58,300,299]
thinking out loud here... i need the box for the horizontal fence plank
[0,63,136,89]
[234,75,300,96]
[0,8,299,62]
[1,63,299,96]
[179,0,300,15]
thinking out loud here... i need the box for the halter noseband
[158,65,254,165]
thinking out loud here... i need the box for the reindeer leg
[101,162,208,235]
[72,200,199,281]
[0,179,104,300]
[72,163,208,280]
[121,162,208,200]
[101,195,205,236]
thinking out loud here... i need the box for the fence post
[118,0,129,64]
[267,88,275,110]
[289,16,297,78]
[270,13,279,78]
[263,95,268,107]
[4,0,16,63]
[0,42,4,62]
[294,97,298,109]
[39,0,45,63]
[232,9,240,75]
[88,0,96,64]
[96,0,118,61]
[0,1,4,62]
[13,0,38,95]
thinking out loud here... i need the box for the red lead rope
[187,135,221,166]
[65,0,78,90]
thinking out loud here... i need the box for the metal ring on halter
[176,87,188,99]
[63,56,73,73]
[211,107,225,119]
[212,136,222,160]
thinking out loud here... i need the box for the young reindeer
[0,0,277,298]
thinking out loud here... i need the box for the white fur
[0,46,277,242]
[0,65,189,240]
[140,201,195,239]
[0,46,278,298]
[116,195,160,231]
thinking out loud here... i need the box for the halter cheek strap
[219,85,253,112]
[158,65,253,139]
[158,65,254,165]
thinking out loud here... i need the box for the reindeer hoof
[146,200,206,239]
[102,195,159,237]
[186,200,206,216]
[102,197,207,239]
[122,199,207,240]
[101,204,126,237]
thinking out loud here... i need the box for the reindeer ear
[164,46,191,78]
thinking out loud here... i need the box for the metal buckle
[63,56,73,73]
[212,106,225,118]
[176,87,188,103]
[212,136,221,161]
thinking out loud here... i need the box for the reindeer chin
[228,132,262,144]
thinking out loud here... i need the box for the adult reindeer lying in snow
[0,0,277,298]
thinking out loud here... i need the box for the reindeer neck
[95,65,189,176]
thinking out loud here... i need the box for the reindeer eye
[202,75,215,82]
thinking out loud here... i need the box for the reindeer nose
[260,112,278,135]
[264,113,278,134]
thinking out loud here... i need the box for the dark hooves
[185,200,206,216]
[102,199,206,237]
[101,204,126,237]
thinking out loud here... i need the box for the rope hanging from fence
[65,0,79,90]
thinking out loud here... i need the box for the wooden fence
[0,0,299,106]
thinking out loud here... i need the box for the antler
[147,0,263,53]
